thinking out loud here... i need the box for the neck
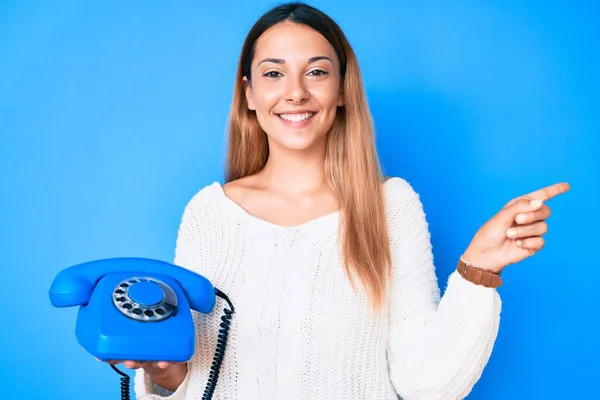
[257,141,328,194]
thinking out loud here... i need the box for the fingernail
[530,200,542,207]
[516,214,527,223]
[507,228,517,237]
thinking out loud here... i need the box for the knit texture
[134,177,501,400]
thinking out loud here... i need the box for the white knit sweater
[134,177,501,400]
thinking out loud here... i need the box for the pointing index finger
[523,182,571,202]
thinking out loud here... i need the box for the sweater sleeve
[385,178,502,400]
[133,194,204,399]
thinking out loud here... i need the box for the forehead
[253,21,337,65]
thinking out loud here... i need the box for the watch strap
[457,257,503,288]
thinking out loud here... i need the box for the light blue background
[1,1,597,398]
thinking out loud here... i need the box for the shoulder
[383,176,421,205]
[179,180,224,220]
[382,176,428,229]
[220,175,259,206]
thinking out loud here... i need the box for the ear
[337,84,344,107]
[243,77,256,111]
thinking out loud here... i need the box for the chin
[271,132,327,152]
[277,139,319,152]
[269,129,327,151]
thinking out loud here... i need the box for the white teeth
[278,112,314,122]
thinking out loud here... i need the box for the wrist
[457,255,503,288]
[462,249,503,274]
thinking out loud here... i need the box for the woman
[124,2,569,399]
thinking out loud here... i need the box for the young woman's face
[245,21,344,153]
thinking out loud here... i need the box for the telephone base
[75,272,196,361]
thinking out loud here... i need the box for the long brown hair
[225,2,391,310]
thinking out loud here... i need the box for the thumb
[496,198,543,225]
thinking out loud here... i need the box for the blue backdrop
[1,1,597,398]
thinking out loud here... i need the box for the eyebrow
[257,56,333,66]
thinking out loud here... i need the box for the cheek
[311,85,341,110]
[255,109,273,130]
[251,83,281,113]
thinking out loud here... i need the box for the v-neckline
[212,182,340,232]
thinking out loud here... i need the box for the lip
[276,110,317,129]
[276,109,316,114]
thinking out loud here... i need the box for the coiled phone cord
[110,364,131,400]
[203,288,235,400]
[109,288,235,400]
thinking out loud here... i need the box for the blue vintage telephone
[48,257,234,400]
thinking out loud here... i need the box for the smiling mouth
[277,112,316,122]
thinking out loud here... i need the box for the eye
[308,69,328,77]
[263,71,282,78]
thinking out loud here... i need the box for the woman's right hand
[103,360,188,392]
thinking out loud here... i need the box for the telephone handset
[49,257,234,400]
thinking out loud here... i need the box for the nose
[285,74,309,104]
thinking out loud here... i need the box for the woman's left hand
[462,182,570,274]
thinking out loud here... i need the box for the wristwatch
[456,256,503,288]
